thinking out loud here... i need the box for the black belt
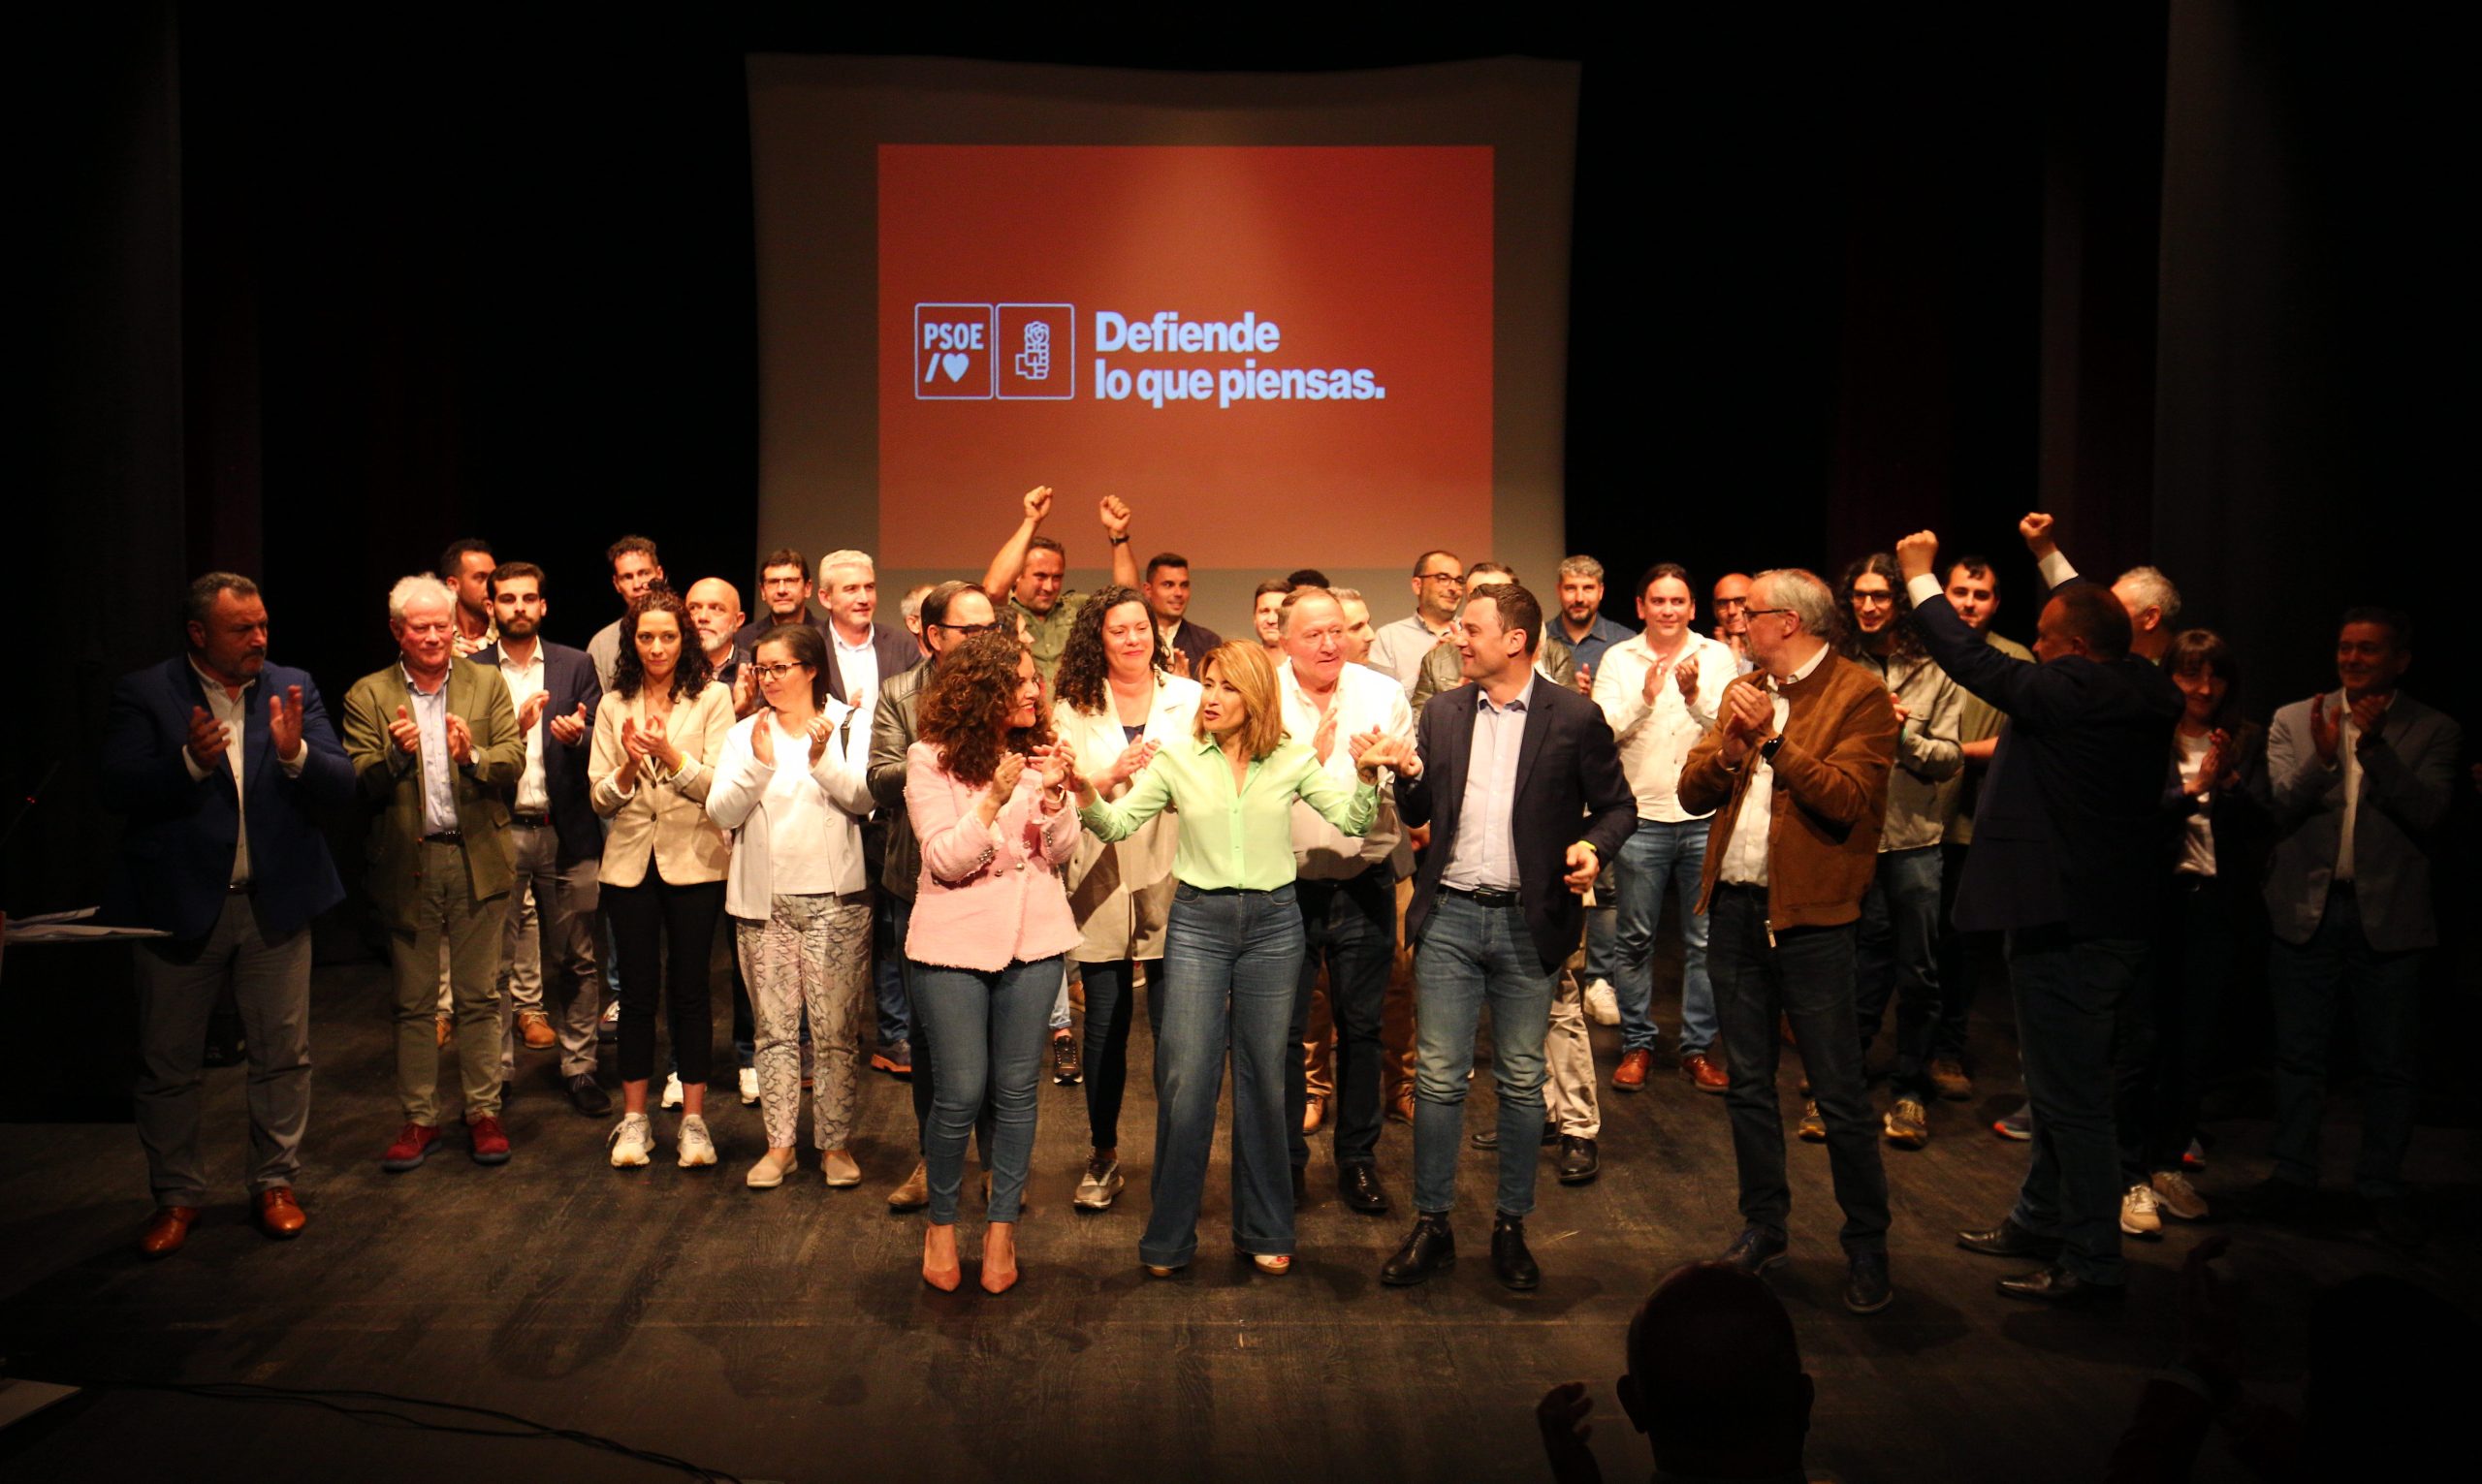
[1444,885,1519,908]
[226,880,256,896]
[422,831,464,844]
[511,812,552,827]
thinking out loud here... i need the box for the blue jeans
[872,893,911,1050]
[1287,866,1396,1171]
[1411,892,1556,1220]
[908,955,1058,1224]
[1144,885,1305,1267]
[1582,900,1616,986]
[2006,926,2145,1285]
[1709,886,1890,1253]
[1613,818,1716,1055]
[2269,884,2422,1199]
[1854,844,1943,1094]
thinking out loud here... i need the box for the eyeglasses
[1744,607,1795,622]
[934,621,1002,635]
[747,661,808,680]
[1417,572,1465,586]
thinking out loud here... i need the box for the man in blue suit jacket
[101,573,354,1255]
[1898,522,2181,1308]
[471,561,611,1117]
[1384,583,1636,1292]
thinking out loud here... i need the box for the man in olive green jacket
[341,577,525,1170]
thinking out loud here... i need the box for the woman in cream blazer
[1048,586,1199,1212]
[588,586,735,1171]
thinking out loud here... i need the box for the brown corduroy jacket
[1678,648,1898,932]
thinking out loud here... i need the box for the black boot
[1381,1212,1455,1286]
[1490,1213,1541,1291]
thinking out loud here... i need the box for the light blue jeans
[1411,892,1555,1220]
[908,955,1059,1224]
[1613,817,1716,1055]
[1142,885,1305,1268]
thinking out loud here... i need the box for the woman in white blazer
[1049,586,1200,1211]
[705,624,876,1191]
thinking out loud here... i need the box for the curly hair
[1053,584,1161,714]
[917,631,1052,786]
[1834,553,1919,664]
[612,584,714,701]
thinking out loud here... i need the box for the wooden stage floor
[1,954,2472,1483]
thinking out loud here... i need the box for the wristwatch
[1758,734,1784,767]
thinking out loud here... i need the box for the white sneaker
[746,1149,795,1189]
[2120,1182,2162,1237]
[609,1112,652,1168]
[1074,1153,1126,1211]
[738,1066,759,1106]
[660,1072,684,1110]
[1584,979,1620,1027]
[677,1114,716,1169]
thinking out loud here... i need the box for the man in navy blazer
[1384,583,1635,1292]
[471,561,611,1117]
[1898,521,2180,1307]
[101,573,354,1255]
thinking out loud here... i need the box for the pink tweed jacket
[903,741,1082,972]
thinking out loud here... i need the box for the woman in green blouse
[1071,641,1413,1276]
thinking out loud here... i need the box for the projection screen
[748,55,1579,639]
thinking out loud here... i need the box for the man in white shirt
[1592,563,1735,1095]
[1367,549,1465,692]
[1278,587,1415,1216]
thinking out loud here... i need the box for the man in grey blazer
[2254,607,2460,1247]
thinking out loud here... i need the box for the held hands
[387,704,421,756]
[549,702,589,745]
[2019,512,2057,558]
[2349,693,2388,745]
[1105,736,1158,790]
[1033,741,1073,796]
[517,691,551,733]
[979,751,1028,823]
[1021,485,1055,524]
[443,713,475,766]
[1098,494,1132,541]
[269,685,306,759]
[2308,694,2341,766]
[186,706,232,768]
[1350,730,1417,779]
[1561,843,1601,895]
[1895,528,1941,584]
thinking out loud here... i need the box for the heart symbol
[941,353,970,383]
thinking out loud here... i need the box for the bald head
[1623,1263,1813,1478]
[684,578,745,661]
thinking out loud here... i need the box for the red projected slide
[877,145,1493,570]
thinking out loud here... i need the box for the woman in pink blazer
[904,631,1079,1293]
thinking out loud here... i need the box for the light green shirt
[1080,737,1377,891]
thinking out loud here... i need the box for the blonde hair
[1195,642,1289,761]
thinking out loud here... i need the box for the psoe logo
[915,304,993,399]
[914,302,1075,401]
[997,303,1075,400]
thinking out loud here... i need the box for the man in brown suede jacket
[1675,567,1899,1314]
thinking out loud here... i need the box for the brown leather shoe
[1611,1048,1652,1092]
[138,1206,202,1257]
[435,1013,453,1048]
[1682,1051,1730,1093]
[1386,1088,1415,1125]
[254,1187,307,1239]
[1301,1094,1326,1136]
[518,1010,557,1050]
